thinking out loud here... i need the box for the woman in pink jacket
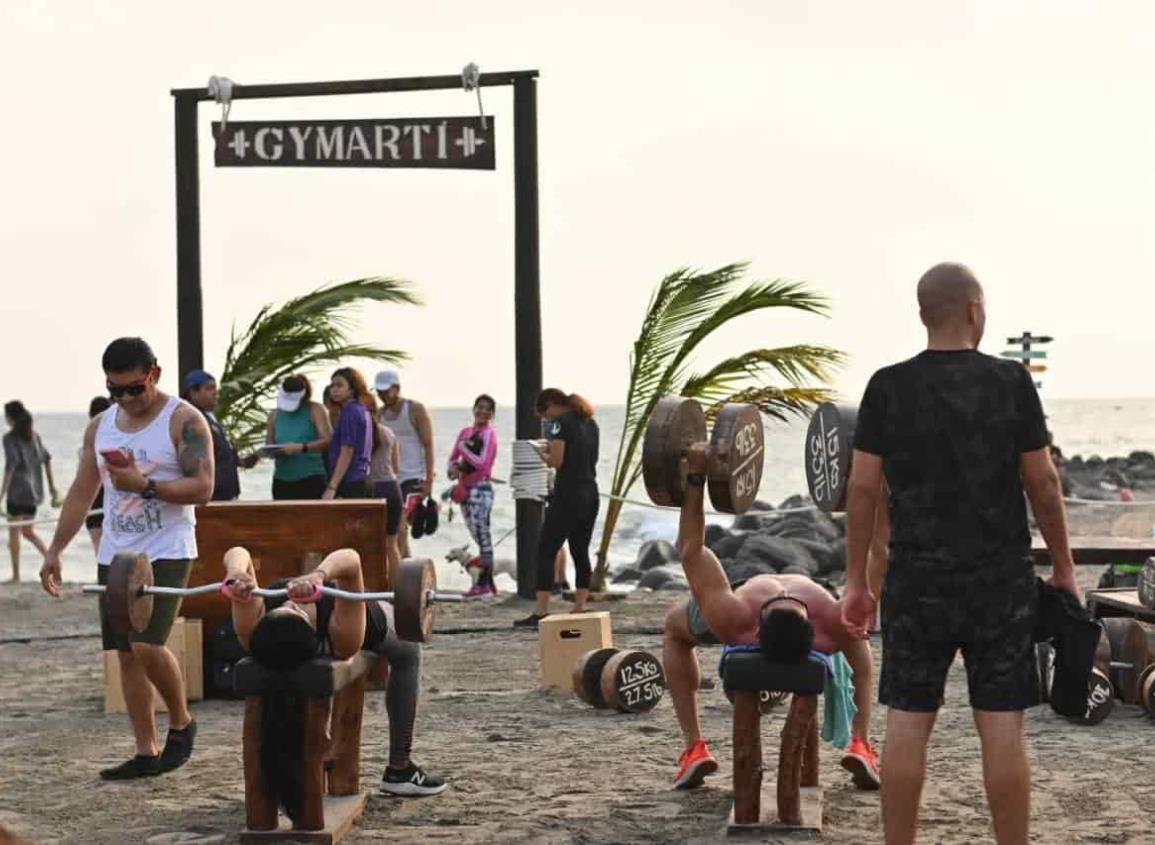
[448,395,499,597]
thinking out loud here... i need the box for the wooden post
[732,691,763,825]
[242,697,278,831]
[298,698,330,831]
[174,94,203,377]
[776,693,817,826]
[327,677,367,796]
[801,705,820,788]
[513,74,543,598]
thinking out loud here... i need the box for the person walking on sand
[324,367,377,500]
[39,337,213,779]
[267,374,332,501]
[448,394,499,597]
[2,400,60,582]
[84,396,113,555]
[377,370,435,557]
[514,389,600,627]
[840,263,1080,845]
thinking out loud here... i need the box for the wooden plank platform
[240,793,367,844]
[1031,536,1155,566]
[727,786,823,836]
[1087,589,1155,625]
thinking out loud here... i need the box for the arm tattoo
[179,417,210,478]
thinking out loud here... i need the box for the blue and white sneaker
[380,762,448,797]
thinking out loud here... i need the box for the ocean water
[6,398,1153,588]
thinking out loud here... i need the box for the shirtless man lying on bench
[663,444,881,790]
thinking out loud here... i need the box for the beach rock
[636,539,680,572]
[637,565,687,591]
[780,564,815,577]
[709,530,749,559]
[779,493,813,510]
[657,579,691,592]
[732,512,774,531]
[791,537,839,574]
[612,566,643,584]
[723,559,778,583]
[734,535,817,575]
[750,499,776,512]
[1128,450,1155,467]
[761,516,840,544]
[704,523,727,547]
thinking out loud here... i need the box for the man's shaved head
[917,262,984,330]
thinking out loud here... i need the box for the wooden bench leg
[777,693,817,826]
[802,704,819,788]
[732,691,763,825]
[294,697,330,831]
[243,697,278,831]
[328,676,367,796]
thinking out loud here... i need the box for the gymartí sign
[212,116,495,169]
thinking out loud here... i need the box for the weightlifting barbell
[642,397,765,514]
[81,553,462,643]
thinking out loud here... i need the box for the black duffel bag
[1033,578,1100,718]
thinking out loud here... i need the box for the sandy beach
[1,538,1153,845]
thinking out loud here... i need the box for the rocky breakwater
[613,495,847,592]
[1060,450,1155,500]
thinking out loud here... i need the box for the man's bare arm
[676,446,754,641]
[1021,448,1078,595]
[166,407,215,504]
[845,450,884,591]
[40,418,104,595]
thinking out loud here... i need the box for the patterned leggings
[462,483,495,567]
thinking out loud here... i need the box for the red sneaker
[673,740,718,790]
[840,736,881,790]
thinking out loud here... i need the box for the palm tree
[216,276,421,453]
[591,263,843,590]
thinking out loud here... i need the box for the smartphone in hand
[99,449,132,469]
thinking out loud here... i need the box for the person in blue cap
[182,370,253,501]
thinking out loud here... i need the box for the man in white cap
[376,370,435,557]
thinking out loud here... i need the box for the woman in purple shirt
[324,367,377,499]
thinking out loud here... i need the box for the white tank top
[95,396,198,565]
[381,400,426,482]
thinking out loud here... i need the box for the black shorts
[879,556,1039,712]
[6,502,35,519]
[336,478,370,499]
[399,478,425,500]
[373,480,403,536]
[272,475,328,501]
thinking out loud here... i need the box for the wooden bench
[1030,536,1155,566]
[234,650,384,844]
[722,652,827,834]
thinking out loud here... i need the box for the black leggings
[536,489,600,591]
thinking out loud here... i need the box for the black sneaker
[158,719,197,773]
[512,612,547,629]
[410,499,427,539]
[100,754,162,781]
[380,763,448,797]
[422,498,440,536]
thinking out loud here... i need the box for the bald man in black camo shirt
[840,263,1080,845]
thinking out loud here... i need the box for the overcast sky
[2,1,1152,412]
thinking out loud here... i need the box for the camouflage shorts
[879,556,1039,712]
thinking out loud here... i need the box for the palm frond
[702,385,837,423]
[215,276,421,453]
[592,263,844,590]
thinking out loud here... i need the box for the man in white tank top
[39,338,215,780]
[376,370,435,559]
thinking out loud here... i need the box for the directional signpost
[1003,332,1053,390]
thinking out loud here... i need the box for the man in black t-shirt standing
[841,263,1080,845]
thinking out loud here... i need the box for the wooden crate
[103,617,203,714]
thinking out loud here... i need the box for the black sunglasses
[107,381,148,399]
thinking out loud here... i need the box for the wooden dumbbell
[572,648,666,713]
[804,402,858,513]
[642,397,765,514]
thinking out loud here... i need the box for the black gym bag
[1033,578,1100,718]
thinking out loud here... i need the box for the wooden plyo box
[539,612,612,691]
[103,617,203,714]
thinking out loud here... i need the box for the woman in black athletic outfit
[514,388,600,627]
[223,547,446,823]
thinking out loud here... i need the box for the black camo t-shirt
[855,349,1048,563]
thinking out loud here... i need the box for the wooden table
[1085,589,1155,625]
[1030,536,1155,566]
